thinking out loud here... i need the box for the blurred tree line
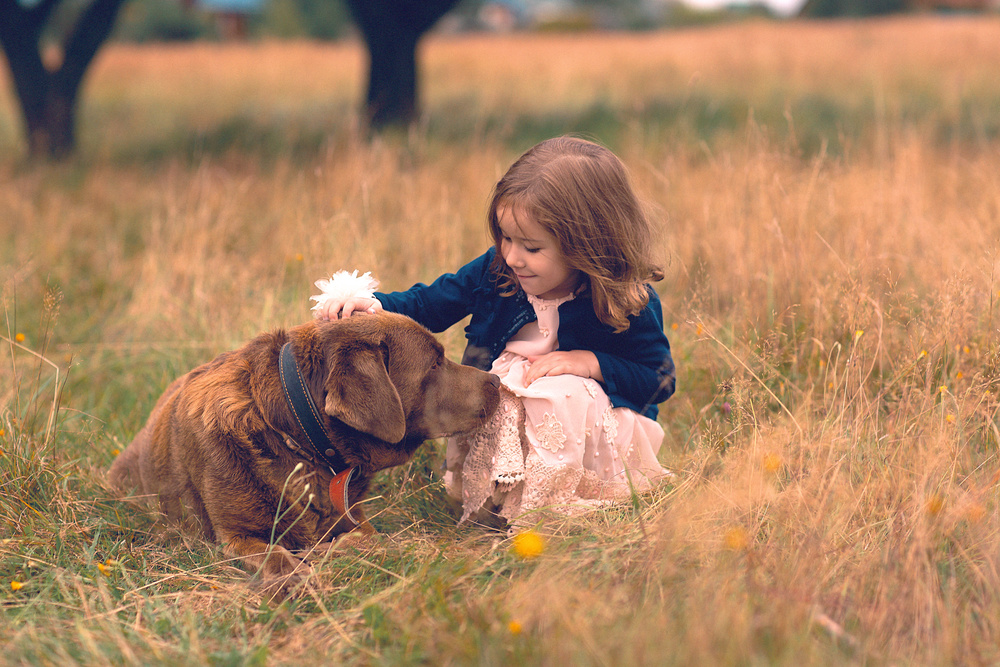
[113,0,354,42]
[798,0,907,16]
[111,0,777,43]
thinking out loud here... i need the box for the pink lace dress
[444,292,672,525]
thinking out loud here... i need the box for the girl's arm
[375,250,494,333]
[561,289,676,414]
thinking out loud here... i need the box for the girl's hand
[524,350,603,385]
[313,296,383,321]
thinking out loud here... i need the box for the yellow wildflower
[946,414,956,424]
[11,580,23,591]
[508,620,523,635]
[854,330,864,341]
[511,530,546,560]
[763,453,783,473]
[15,333,24,343]
[723,526,749,551]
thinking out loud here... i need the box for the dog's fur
[109,312,500,592]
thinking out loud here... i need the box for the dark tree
[0,0,128,158]
[0,0,460,158]
[343,0,460,129]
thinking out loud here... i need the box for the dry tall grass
[2,15,1000,665]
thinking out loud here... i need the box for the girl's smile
[497,206,582,300]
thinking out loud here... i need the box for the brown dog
[109,312,500,593]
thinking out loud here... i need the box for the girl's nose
[505,247,524,268]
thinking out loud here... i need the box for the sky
[683,0,809,16]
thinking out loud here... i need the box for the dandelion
[963,345,970,354]
[723,526,749,551]
[508,620,523,635]
[96,558,117,577]
[919,350,928,358]
[11,580,23,591]
[925,494,944,517]
[15,333,25,343]
[938,385,948,395]
[111,448,120,457]
[956,371,964,380]
[0,428,5,438]
[946,414,956,424]
[763,452,783,473]
[671,323,679,331]
[854,329,864,341]
[511,530,546,560]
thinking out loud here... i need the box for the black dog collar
[278,341,360,527]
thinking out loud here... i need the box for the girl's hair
[487,136,663,332]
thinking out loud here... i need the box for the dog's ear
[324,342,406,443]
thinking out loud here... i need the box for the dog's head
[293,313,500,470]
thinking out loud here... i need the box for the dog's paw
[253,571,309,603]
[250,547,314,601]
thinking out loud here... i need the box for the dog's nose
[488,374,502,388]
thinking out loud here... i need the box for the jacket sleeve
[374,250,493,333]
[590,290,676,415]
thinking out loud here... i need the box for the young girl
[312,136,675,524]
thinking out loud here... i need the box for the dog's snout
[487,373,502,389]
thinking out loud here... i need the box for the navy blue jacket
[375,248,675,419]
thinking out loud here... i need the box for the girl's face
[497,205,582,300]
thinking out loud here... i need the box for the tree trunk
[0,0,127,158]
[344,0,460,129]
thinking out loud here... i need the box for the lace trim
[534,412,567,453]
[447,391,671,528]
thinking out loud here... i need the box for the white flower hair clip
[310,270,380,313]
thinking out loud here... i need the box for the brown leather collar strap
[329,467,361,526]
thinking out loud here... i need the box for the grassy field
[3,15,1000,664]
